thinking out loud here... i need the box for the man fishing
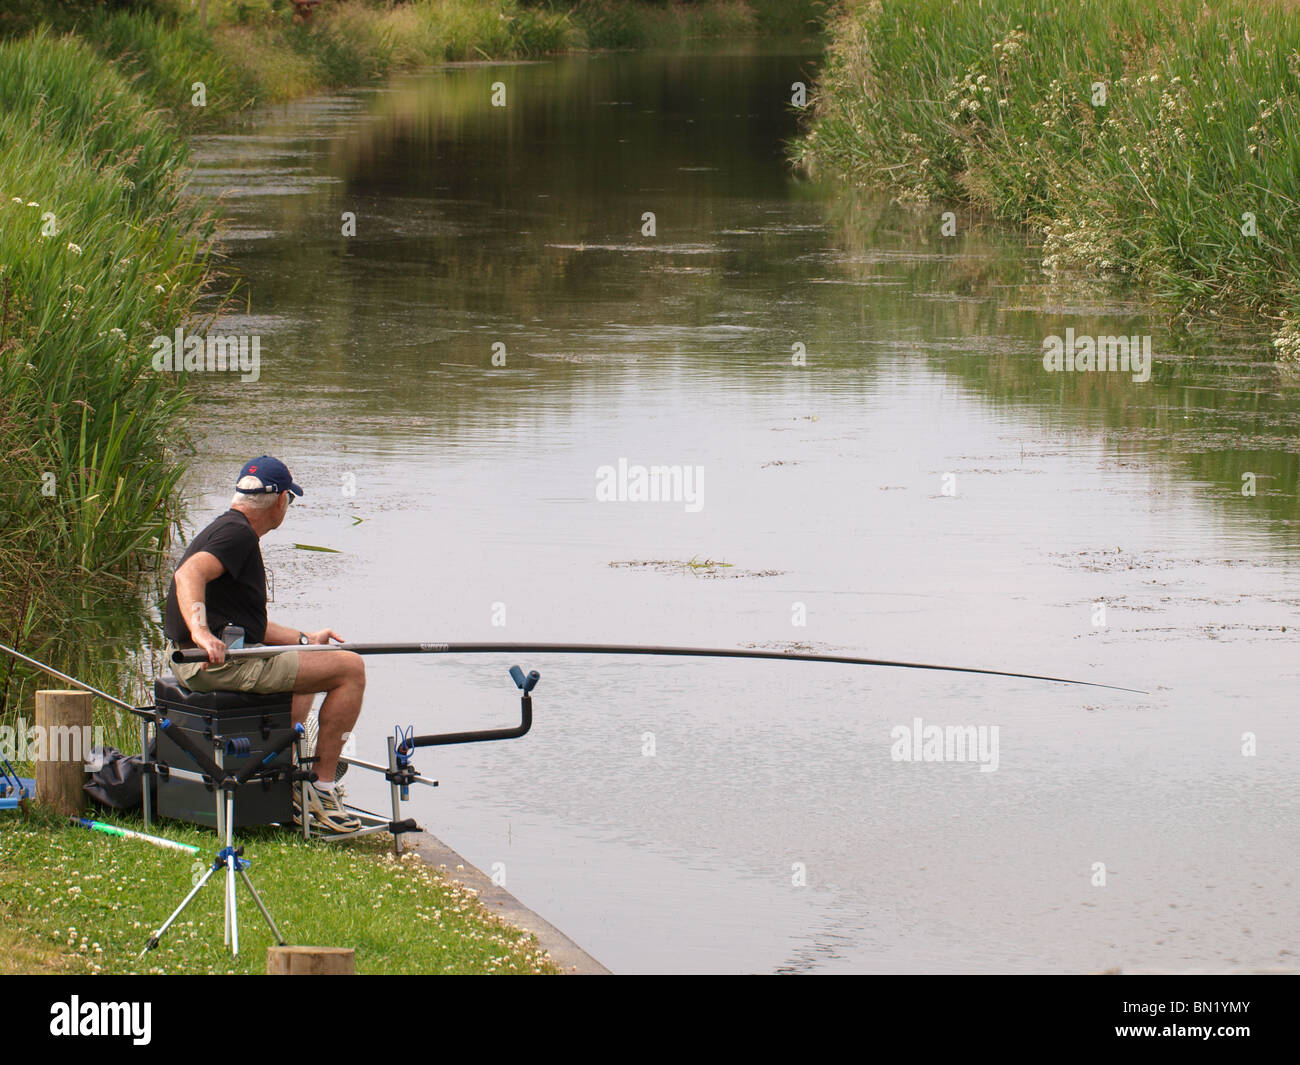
[162,456,364,834]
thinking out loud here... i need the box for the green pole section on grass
[72,818,199,856]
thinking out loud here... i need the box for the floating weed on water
[609,558,785,579]
[292,543,341,553]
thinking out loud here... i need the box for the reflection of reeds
[818,190,1300,531]
[797,0,1300,353]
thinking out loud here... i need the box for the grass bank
[0,806,558,974]
[795,0,1300,360]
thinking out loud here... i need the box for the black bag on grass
[83,745,154,811]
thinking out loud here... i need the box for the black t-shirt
[164,510,268,646]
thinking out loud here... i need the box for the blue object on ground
[0,758,35,803]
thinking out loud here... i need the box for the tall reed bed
[796,0,1300,358]
[94,2,584,104]
[156,1,790,87]
[84,8,258,124]
[0,29,212,667]
[564,0,754,49]
[169,0,583,97]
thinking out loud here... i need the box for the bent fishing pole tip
[1052,678,1149,695]
[879,662,1148,695]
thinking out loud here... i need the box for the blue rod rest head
[395,724,414,757]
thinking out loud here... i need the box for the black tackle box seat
[155,674,291,713]
[152,674,294,829]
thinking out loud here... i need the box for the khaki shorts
[171,644,300,695]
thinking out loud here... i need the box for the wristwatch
[298,632,309,645]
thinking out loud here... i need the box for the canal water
[179,46,1300,973]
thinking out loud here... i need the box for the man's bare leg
[291,691,314,727]
[292,651,365,782]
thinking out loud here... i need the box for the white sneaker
[299,782,361,834]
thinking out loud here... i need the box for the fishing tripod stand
[139,716,303,958]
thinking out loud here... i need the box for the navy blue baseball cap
[236,456,303,498]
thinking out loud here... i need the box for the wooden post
[267,946,355,975]
[34,689,92,816]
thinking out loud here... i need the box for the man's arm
[174,551,229,665]
[263,620,304,646]
[264,620,345,646]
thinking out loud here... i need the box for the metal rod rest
[340,754,437,787]
[411,694,532,748]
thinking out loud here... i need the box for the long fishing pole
[171,641,1147,694]
[0,642,141,715]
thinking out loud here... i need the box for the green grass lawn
[0,806,557,974]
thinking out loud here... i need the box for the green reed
[796,0,1300,358]
[0,29,211,669]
